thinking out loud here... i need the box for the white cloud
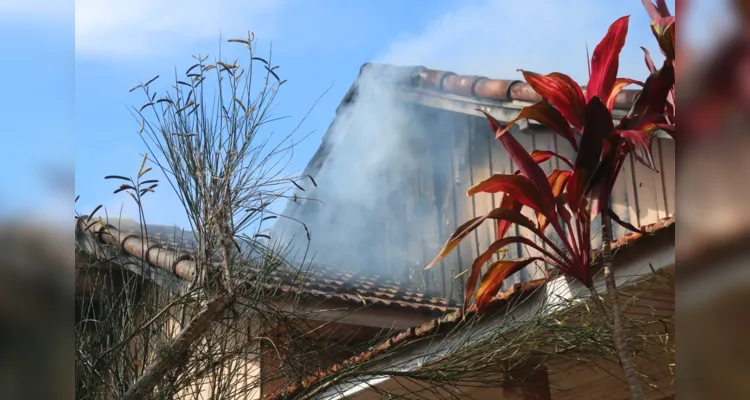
[74,0,284,59]
[377,0,672,84]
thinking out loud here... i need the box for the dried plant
[74,31,337,400]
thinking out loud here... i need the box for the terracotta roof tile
[75,217,456,315]
[262,215,675,400]
[359,63,640,111]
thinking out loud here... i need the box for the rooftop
[265,215,675,399]
[75,217,456,315]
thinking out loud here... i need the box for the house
[75,62,675,399]
[271,216,674,400]
[75,216,458,399]
[269,63,675,399]
[274,62,674,302]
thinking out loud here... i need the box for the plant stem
[587,285,613,332]
[600,213,646,400]
[121,292,235,400]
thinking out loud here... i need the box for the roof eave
[304,220,675,400]
[396,87,674,140]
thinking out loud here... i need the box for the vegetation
[75,2,676,399]
[425,2,675,399]
[74,32,340,399]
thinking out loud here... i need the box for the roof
[357,63,640,110]
[75,217,455,315]
[264,215,676,400]
[279,62,644,222]
[309,62,640,174]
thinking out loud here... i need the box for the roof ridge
[356,62,640,111]
[75,217,456,313]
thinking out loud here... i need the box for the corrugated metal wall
[282,102,675,303]
[391,104,675,302]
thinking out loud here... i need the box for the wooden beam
[271,297,438,331]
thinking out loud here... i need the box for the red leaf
[607,78,643,111]
[651,16,676,61]
[425,216,486,271]
[520,71,586,130]
[619,130,658,171]
[474,257,544,312]
[567,97,614,214]
[495,150,573,243]
[487,102,578,151]
[655,0,671,17]
[465,237,553,310]
[640,46,657,73]
[463,208,558,309]
[426,204,543,272]
[620,61,675,130]
[583,135,622,219]
[468,174,549,217]
[555,192,572,225]
[530,150,574,169]
[480,111,558,219]
[530,150,554,165]
[538,170,572,232]
[586,16,630,103]
[495,195,522,241]
[641,0,672,21]
[485,206,541,232]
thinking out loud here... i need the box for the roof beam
[397,87,673,140]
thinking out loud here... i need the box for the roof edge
[264,215,676,399]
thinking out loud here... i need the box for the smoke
[276,0,675,283]
[278,65,428,280]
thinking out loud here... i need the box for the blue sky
[1,0,718,229]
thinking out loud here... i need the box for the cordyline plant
[425,4,675,400]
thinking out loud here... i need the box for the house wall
[367,104,675,302]
[281,102,675,303]
[166,305,262,400]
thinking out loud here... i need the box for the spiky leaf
[586,16,630,103]
[520,71,586,130]
[474,258,543,312]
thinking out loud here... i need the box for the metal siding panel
[652,140,668,218]
[450,111,476,302]
[426,107,462,299]
[632,151,665,226]
[622,154,642,230]
[467,114,496,296]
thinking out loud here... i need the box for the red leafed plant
[425,6,675,400]
[641,0,676,135]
